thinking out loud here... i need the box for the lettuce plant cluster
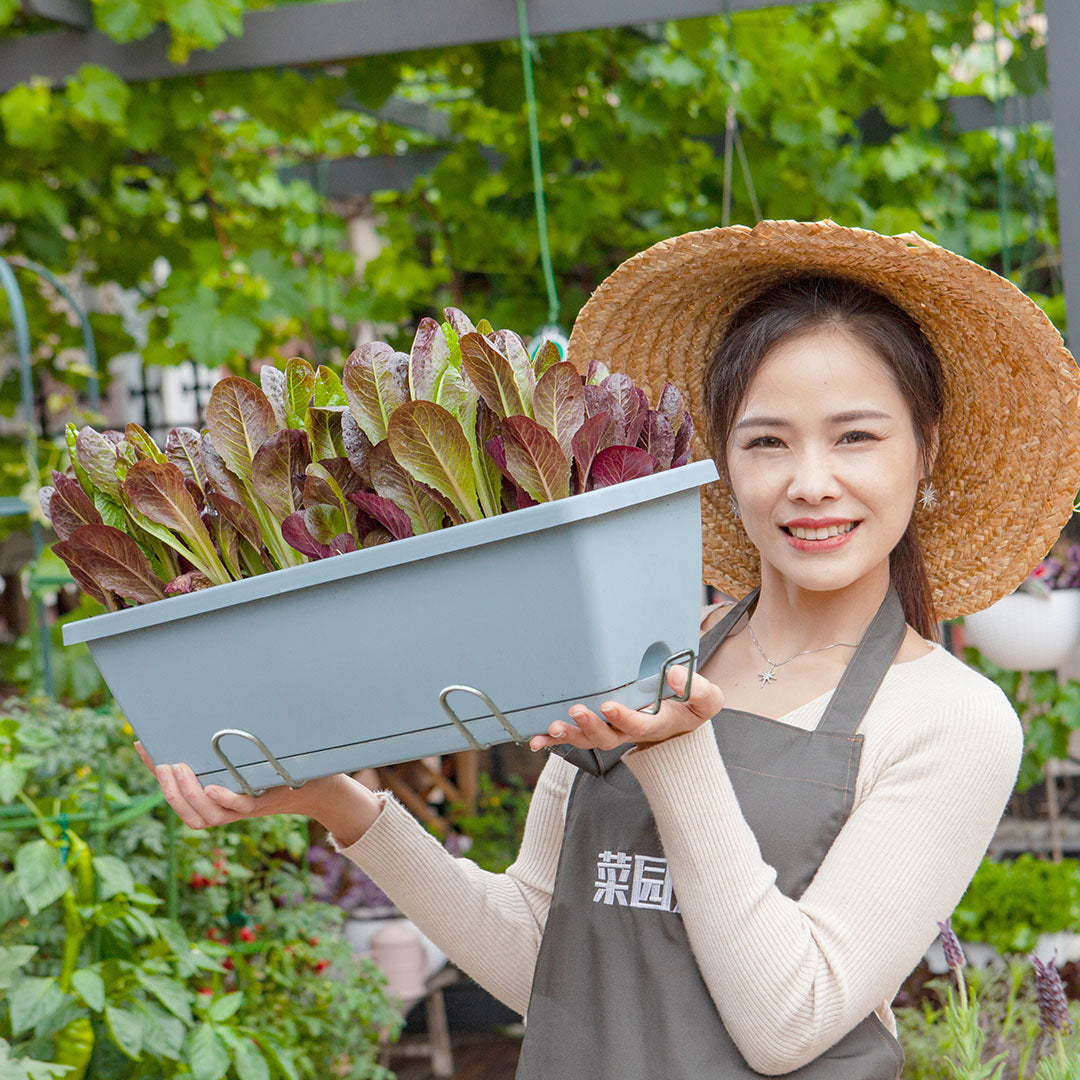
[41,309,694,609]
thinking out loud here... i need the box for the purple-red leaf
[124,461,212,542]
[166,428,208,496]
[672,410,694,468]
[50,540,113,608]
[570,412,610,493]
[586,358,611,385]
[207,492,263,551]
[165,571,214,596]
[590,446,658,489]
[443,307,476,338]
[125,423,166,463]
[48,471,103,541]
[657,382,685,433]
[62,523,166,603]
[281,512,332,559]
[251,428,311,523]
[640,410,676,470]
[583,384,625,448]
[341,411,373,484]
[347,491,414,541]
[533,361,585,460]
[501,415,571,503]
[329,533,357,556]
[200,434,247,506]
[369,442,446,535]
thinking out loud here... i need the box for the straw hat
[566,219,1080,619]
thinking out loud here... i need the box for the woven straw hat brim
[566,219,1080,620]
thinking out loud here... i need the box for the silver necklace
[746,622,858,688]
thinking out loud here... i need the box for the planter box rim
[63,458,719,646]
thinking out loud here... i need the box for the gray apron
[517,586,907,1079]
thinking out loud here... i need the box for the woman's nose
[786,450,841,503]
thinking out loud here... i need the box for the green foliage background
[0,0,1059,385]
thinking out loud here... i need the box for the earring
[918,480,938,511]
[728,494,740,519]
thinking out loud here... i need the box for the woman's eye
[839,430,878,445]
[745,435,784,449]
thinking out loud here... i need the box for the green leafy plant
[0,698,401,1079]
[42,309,693,608]
[441,772,533,874]
[952,855,1080,956]
[963,649,1080,792]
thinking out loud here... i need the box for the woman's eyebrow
[735,408,892,430]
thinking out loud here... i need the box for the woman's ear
[923,424,940,476]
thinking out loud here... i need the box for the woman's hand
[135,742,381,845]
[528,664,725,753]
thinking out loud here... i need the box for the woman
[141,221,1080,1078]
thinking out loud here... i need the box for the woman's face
[725,325,926,597]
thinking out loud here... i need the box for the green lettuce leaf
[408,317,453,402]
[459,332,528,421]
[124,423,167,463]
[75,425,122,498]
[205,377,279,483]
[369,442,445,535]
[343,342,409,444]
[387,400,481,522]
[284,357,316,429]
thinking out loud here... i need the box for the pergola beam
[0,0,811,92]
[1046,0,1080,345]
[20,0,91,29]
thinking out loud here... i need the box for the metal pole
[1046,0,1080,348]
[0,257,53,698]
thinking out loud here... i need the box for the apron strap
[814,584,907,736]
[555,589,762,777]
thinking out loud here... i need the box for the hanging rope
[515,0,560,329]
[720,1,761,225]
[991,0,1011,277]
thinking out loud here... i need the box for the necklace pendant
[758,667,777,688]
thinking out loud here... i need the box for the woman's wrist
[287,773,383,846]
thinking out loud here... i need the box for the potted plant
[963,540,1080,672]
[42,309,719,795]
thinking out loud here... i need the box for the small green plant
[442,772,533,874]
[0,698,402,1079]
[962,648,1080,793]
[953,855,1080,955]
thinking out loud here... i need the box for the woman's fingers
[671,665,726,720]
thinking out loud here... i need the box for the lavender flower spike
[937,919,967,971]
[1032,952,1073,1035]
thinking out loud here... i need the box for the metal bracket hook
[638,648,697,715]
[439,685,528,751]
[211,728,305,798]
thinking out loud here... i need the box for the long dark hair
[704,276,946,639]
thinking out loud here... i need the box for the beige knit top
[335,642,1021,1075]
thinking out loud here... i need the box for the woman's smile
[782,518,861,550]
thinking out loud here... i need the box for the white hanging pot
[963,588,1080,672]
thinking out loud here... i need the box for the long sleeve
[624,674,1021,1074]
[331,751,577,1015]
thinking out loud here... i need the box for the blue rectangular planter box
[64,459,720,794]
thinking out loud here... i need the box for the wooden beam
[0,0,812,92]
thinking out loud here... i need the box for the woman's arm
[138,741,577,1016]
[623,690,1021,1075]
[330,751,577,1016]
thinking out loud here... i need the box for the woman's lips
[781,520,861,552]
